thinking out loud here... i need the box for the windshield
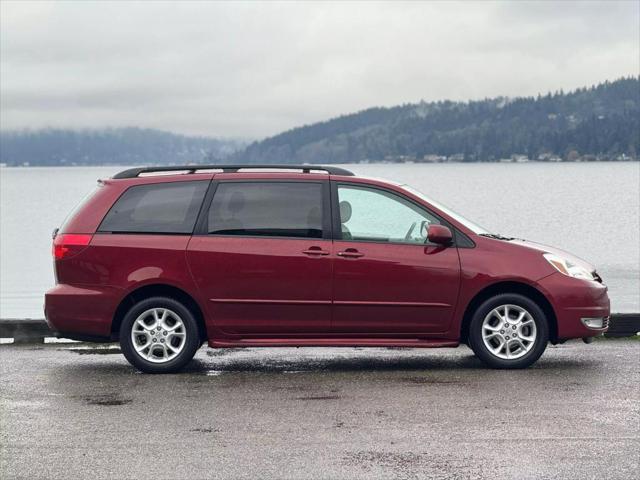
[401,185,490,235]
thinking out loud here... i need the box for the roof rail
[112,164,355,179]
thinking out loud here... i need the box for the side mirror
[427,224,453,246]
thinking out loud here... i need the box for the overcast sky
[1,1,638,139]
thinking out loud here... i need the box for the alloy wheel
[481,304,537,360]
[130,308,187,363]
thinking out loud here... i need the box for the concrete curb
[605,313,640,337]
[0,318,55,344]
[1,314,638,343]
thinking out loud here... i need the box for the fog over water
[0,162,638,318]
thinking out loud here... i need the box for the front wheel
[468,293,549,369]
[120,297,201,373]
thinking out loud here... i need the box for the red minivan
[45,165,610,373]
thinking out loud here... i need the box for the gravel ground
[1,340,638,479]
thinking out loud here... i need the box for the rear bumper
[537,273,610,339]
[44,284,122,339]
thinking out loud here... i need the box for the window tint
[99,181,208,234]
[208,182,323,238]
[337,185,440,244]
[60,185,101,232]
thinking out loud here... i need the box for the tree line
[235,77,639,164]
[0,127,244,166]
[1,77,638,166]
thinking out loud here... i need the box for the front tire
[120,296,201,373]
[468,293,549,369]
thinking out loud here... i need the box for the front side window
[337,184,441,244]
[99,181,208,234]
[208,182,323,238]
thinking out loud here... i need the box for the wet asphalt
[0,340,638,480]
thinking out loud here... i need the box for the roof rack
[112,164,354,179]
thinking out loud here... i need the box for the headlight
[543,253,594,280]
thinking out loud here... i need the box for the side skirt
[208,338,459,348]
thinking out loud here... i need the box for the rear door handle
[337,249,364,258]
[302,247,330,256]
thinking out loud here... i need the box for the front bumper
[537,272,610,340]
[44,283,122,339]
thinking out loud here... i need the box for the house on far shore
[448,153,465,162]
[537,153,562,162]
[383,155,417,163]
[420,154,447,163]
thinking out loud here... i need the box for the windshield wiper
[479,233,515,241]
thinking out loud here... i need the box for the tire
[468,293,549,369]
[119,296,201,373]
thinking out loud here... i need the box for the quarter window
[208,182,324,238]
[98,181,208,234]
[337,184,441,244]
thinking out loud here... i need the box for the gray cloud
[1,0,638,138]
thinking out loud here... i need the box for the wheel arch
[111,284,207,341]
[459,281,558,344]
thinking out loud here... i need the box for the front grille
[602,316,610,329]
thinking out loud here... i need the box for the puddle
[295,395,341,401]
[83,394,132,406]
[272,385,314,392]
[190,427,220,434]
[65,346,121,355]
[207,348,244,357]
[400,376,459,385]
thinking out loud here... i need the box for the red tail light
[52,234,92,260]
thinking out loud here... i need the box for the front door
[187,180,332,335]
[331,183,460,335]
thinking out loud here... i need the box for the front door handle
[302,247,330,256]
[337,249,364,258]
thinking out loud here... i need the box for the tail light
[52,233,92,260]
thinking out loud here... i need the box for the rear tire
[468,293,549,369]
[119,296,201,373]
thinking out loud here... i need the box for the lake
[1,162,638,318]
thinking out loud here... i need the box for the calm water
[1,163,638,318]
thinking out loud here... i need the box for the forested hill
[2,78,637,167]
[236,77,639,163]
[0,128,245,166]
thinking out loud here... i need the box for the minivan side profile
[45,165,610,373]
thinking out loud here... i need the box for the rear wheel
[119,296,201,373]
[468,293,549,369]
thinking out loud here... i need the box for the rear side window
[208,182,323,238]
[60,185,102,233]
[99,181,208,234]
